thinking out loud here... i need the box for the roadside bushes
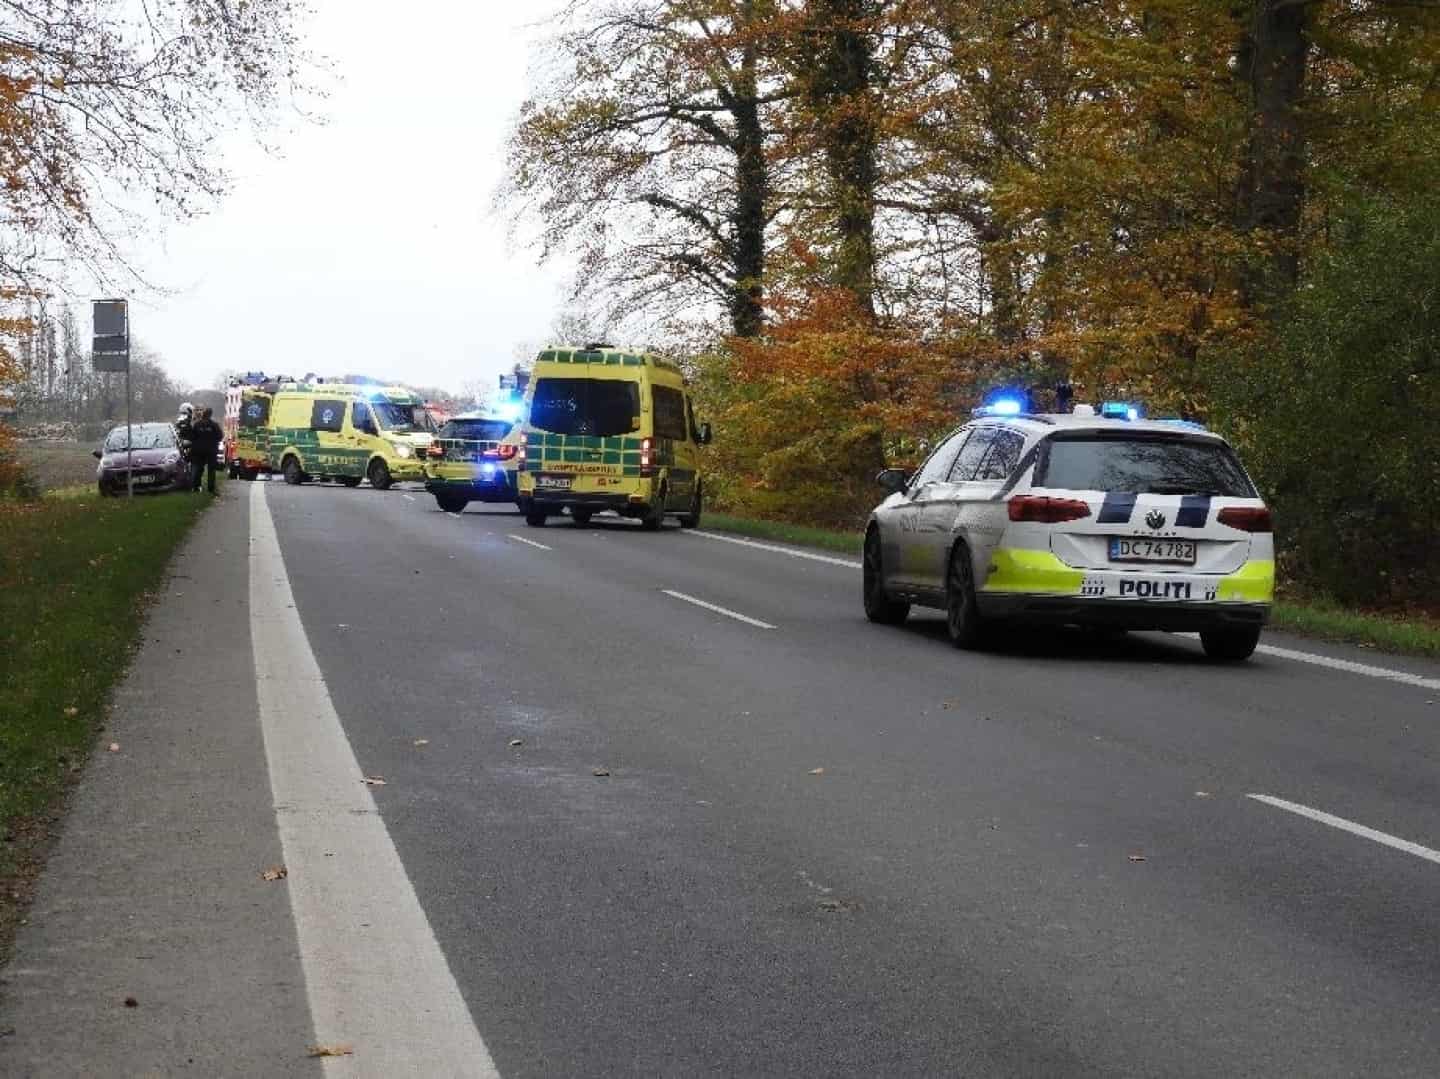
[1211,195,1440,609]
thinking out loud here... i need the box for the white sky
[121,2,569,397]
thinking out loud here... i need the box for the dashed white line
[402,493,416,502]
[683,528,860,569]
[249,482,499,1075]
[1256,644,1440,692]
[507,533,552,551]
[662,589,777,629]
[1248,794,1440,866]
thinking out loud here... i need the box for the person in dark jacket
[174,402,195,461]
[189,407,223,494]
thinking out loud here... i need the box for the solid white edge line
[683,528,860,569]
[1248,794,1440,866]
[250,482,500,1076]
[662,589,777,630]
[507,533,552,551]
[1255,644,1440,692]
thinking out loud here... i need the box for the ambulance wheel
[367,459,392,491]
[339,476,362,488]
[679,485,702,529]
[863,527,909,625]
[241,468,260,482]
[945,543,987,649]
[1200,626,1261,662]
[282,456,304,485]
[525,508,549,527]
[640,487,666,531]
[570,509,593,527]
[435,492,468,513]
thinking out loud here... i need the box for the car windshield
[103,425,176,452]
[371,401,434,433]
[1038,434,1255,497]
[529,378,640,437]
[441,418,512,442]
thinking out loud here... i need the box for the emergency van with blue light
[517,344,712,529]
[863,397,1274,660]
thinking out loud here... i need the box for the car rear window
[103,425,175,452]
[530,378,640,438]
[1037,434,1255,497]
[442,419,512,442]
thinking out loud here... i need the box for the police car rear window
[530,378,640,437]
[1037,435,1255,497]
[443,419,511,442]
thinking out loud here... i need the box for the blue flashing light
[977,397,1024,417]
[1100,401,1141,421]
[1157,417,1208,432]
[494,398,524,423]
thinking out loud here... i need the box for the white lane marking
[661,589,777,629]
[1256,644,1440,692]
[507,533,552,551]
[683,528,860,569]
[249,483,499,1076]
[403,493,416,502]
[1248,794,1440,866]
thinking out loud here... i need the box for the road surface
[6,480,1440,1076]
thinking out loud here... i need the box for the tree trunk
[732,35,767,339]
[1236,0,1311,295]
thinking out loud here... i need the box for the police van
[245,381,435,489]
[864,400,1274,660]
[517,344,711,529]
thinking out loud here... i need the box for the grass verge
[0,486,212,962]
[702,511,1440,660]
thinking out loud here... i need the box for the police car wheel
[1200,626,1261,662]
[282,456,304,485]
[863,528,909,625]
[367,459,392,491]
[945,544,987,649]
[435,492,468,513]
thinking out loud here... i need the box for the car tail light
[1007,495,1092,523]
[497,444,517,460]
[426,443,444,458]
[640,436,654,476]
[1218,506,1272,532]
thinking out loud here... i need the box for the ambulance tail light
[640,437,654,476]
[518,432,528,471]
[1007,495,1092,523]
[1218,506,1272,532]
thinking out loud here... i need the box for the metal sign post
[92,300,131,497]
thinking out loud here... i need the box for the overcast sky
[121,2,568,397]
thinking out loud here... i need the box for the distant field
[17,441,100,493]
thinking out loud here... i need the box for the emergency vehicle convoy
[224,375,435,488]
[516,344,712,529]
[863,399,1275,661]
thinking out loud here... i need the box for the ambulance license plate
[1110,537,1196,565]
[534,473,573,491]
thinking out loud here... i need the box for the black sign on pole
[92,300,133,496]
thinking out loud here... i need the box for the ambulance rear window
[530,378,640,438]
[1037,434,1255,497]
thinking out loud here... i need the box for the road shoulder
[0,487,317,1076]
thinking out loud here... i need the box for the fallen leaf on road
[63,707,78,717]
[306,1044,353,1058]
[261,865,288,882]
[808,767,826,776]
[107,743,120,753]
[123,997,138,1008]
[508,738,524,747]
[592,767,611,777]
[413,738,429,747]
[363,776,386,786]
[1127,853,1147,862]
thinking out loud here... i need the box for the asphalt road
[231,480,1440,1077]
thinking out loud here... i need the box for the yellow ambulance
[260,382,435,489]
[517,344,711,529]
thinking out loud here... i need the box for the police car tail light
[496,444,517,461]
[1007,495,1092,523]
[1218,506,1272,532]
[640,437,654,476]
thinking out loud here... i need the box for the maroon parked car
[94,422,190,496]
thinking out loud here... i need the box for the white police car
[863,401,1274,660]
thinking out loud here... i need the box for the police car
[863,400,1274,660]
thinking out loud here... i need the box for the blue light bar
[977,397,1023,417]
[1100,401,1140,421]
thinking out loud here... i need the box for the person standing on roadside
[189,407,223,494]
[175,402,195,462]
